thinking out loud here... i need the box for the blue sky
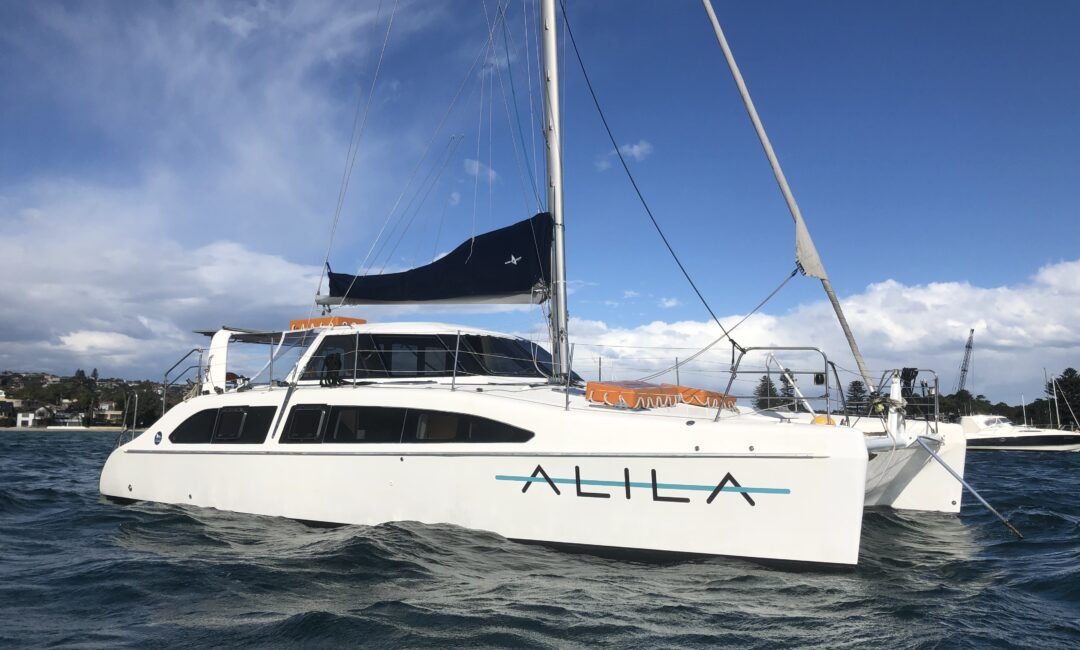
[1,1,1078,402]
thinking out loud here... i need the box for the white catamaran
[101,1,974,566]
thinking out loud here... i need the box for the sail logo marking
[504,254,522,265]
[495,464,790,507]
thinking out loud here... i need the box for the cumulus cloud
[658,297,680,309]
[594,139,653,172]
[622,290,640,299]
[0,1,475,378]
[521,260,1080,402]
[619,140,653,161]
[464,158,498,182]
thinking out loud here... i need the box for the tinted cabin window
[210,406,276,444]
[213,408,246,442]
[240,407,277,444]
[301,336,355,384]
[401,410,533,443]
[282,406,328,443]
[169,408,217,444]
[323,406,406,443]
[466,416,533,442]
[462,336,541,377]
[415,412,461,441]
[375,336,456,378]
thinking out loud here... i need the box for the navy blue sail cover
[323,212,553,304]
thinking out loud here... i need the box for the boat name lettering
[494,464,794,506]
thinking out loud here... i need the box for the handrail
[717,346,830,422]
[161,348,203,415]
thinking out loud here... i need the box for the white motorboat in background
[960,415,1080,452]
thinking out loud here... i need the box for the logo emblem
[154,431,162,445]
[504,254,522,266]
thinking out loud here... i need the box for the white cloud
[448,191,461,206]
[622,290,641,299]
[618,140,653,162]
[464,158,498,182]
[594,139,653,172]
[522,259,1080,402]
[659,297,680,309]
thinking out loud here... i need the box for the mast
[701,0,874,390]
[541,0,571,380]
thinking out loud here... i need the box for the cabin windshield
[300,333,549,382]
[240,330,321,386]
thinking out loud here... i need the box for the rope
[634,267,798,383]
[314,0,398,304]
[498,14,542,211]
[559,0,742,352]
[376,135,463,274]
[334,2,511,307]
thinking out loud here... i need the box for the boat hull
[967,433,1080,452]
[101,425,869,566]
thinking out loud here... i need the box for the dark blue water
[1,431,1077,648]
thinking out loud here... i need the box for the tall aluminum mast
[701,0,874,390]
[541,0,571,380]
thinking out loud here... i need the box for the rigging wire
[376,135,464,274]
[315,0,398,303]
[522,0,541,208]
[484,1,540,215]
[634,267,798,383]
[334,1,512,308]
[558,0,744,353]
[368,134,462,271]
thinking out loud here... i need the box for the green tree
[845,380,868,414]
[778,369,800,412]
[754,375,779,411]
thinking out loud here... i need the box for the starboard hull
[101,417,870,566]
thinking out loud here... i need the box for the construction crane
[955,328,975,393]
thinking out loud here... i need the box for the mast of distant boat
[541,0,571,381]
[701,0,874,389]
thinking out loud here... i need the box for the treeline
[751,367,1080,428]
[1,369,170,427]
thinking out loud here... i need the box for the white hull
[101,375,961,566]
[957,415,1080,452]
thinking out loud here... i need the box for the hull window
[170,406,277,444]
[169,409,217,444]
[281,405,329,444]
[211,406,276,444]
[282,405,534,444]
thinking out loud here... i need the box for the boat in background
[959,415,1080,452]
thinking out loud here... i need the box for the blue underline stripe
[494,475,791,495]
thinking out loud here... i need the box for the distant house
[17,406,54,428]
[54,413,83,427]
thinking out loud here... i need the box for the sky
[1,0,1078,403]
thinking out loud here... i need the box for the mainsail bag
[322,212,553,305]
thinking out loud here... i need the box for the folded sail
[319,212,553,305]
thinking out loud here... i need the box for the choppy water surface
[0,431,1077,647]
